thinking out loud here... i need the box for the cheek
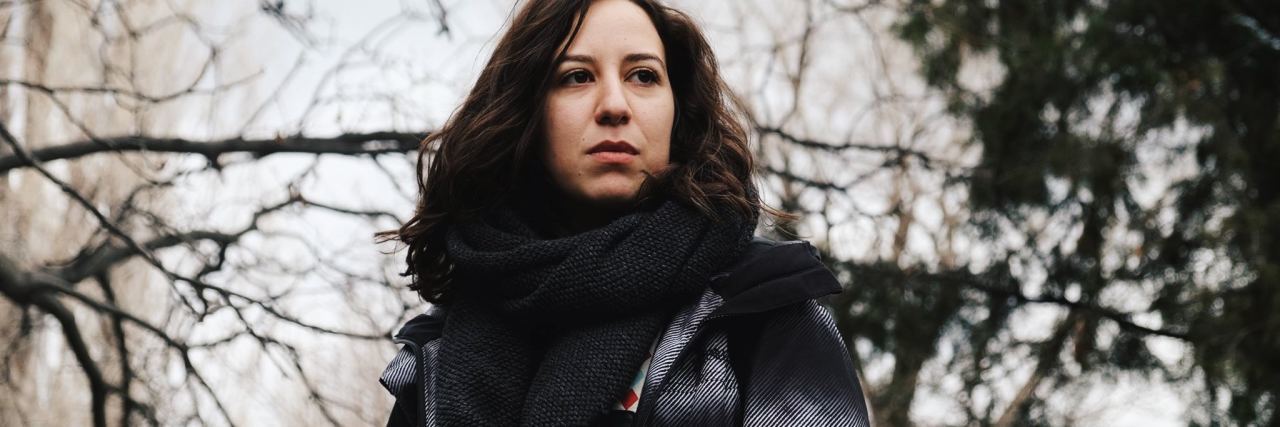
[542,102,584,173]
[640,100,675,167]
[649,135,671,170]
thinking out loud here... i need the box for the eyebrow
[559,53,666,68]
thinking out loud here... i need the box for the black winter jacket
[380,237,871,426]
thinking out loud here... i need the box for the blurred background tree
[828,0,1278,424]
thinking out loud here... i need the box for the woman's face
[542,0,674,211]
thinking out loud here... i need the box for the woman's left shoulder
[709,238,872,426]
[709,235,843,317]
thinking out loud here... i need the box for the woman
[379,0,870,425]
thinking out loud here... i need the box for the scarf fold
[437,199,755,426]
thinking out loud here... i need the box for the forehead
[563,0,665,60]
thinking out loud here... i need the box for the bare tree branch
[0,131,427,173]
[840,262,1192,341]
[1,256,112,427]
[0,73,259,104]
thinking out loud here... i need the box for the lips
[586,140,638,165]
[586,140,639,155]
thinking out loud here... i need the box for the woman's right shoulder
[392,305,448,347]
[381,306,447,404]
[382,306,447,427]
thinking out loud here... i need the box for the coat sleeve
[737,300,871,427]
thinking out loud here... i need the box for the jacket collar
[392,305,446,343]
[709,236,842,317]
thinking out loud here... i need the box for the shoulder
[381,306,447,426]
[380,306,445,396]
[711,238,870,425]
[392,305,447,348]
[709,235,843,316]
[746,234,820,255]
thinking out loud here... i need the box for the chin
[577,181,643,206]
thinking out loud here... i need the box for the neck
[512,189,629,238]
[552,197,628,236]
[514,171,654,236]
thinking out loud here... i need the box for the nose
[594,77,631,126]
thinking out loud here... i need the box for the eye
[629,69,660,85]
[560,70,593,86]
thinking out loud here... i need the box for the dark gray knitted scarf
[437,199,755,426]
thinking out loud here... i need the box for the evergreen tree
[878,0,1280,424]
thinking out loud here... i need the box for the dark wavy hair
[378,0,785,303]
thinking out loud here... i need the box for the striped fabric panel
[648,332,741,425]
[640,288,724,405]
[379,345,417,396]
[380,338,443,427]
[419,339,441,426]
[738,301,871,426]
